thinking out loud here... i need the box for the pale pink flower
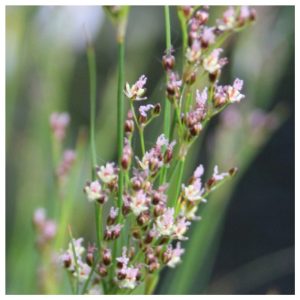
[203,48,228,74]
[167,242,185,268]
[124,75,147,101]
[155,208,175,236]
[130,190,149,216]
[49,112,70,141]
[173,217,191,240]
[84,180,102,202]
[97,162,118,184]
[139,104,154,117]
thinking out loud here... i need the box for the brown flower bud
[153,103,161,115]
[154,205,165,217]
[149,261,160,273]
[144,230,156,244]
[229,167,238,176]
[162,54,175,71]
[102,248,112,266]
[137,211,150,226]
[124,119,134,133]
[117,269,127,280]
[98,264,108,277]
[190,123,202,136]
[185,71,197,85]
[86,252,94,266]
[131,178,142,190]
[250,9,256,21]
[132,228,141,239]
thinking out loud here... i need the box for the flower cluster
[60,238,92,283]
[57,5,254,294]
[33,208,57,249]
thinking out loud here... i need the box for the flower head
[166,242,185,268]
[50,112,70,141]
[130,190,149,216]
[173,217,191,240]
[203,48,228,74]
[155,208,175,236]
[97,162,118,184]
[84,180,102,202]
[139,104,154,117]
[124,75,147,101]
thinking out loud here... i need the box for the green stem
[87,44,102,251]
[172,158,185,211]
[163,6,172,140]
[112,39,126,286]
[160,6,172,186]
[117,41,125,216]
[139,127,146,155]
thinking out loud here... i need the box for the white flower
[167,242,185,268]
[130,190,149,216]
[173,217,191,240]
[97,162,118,184]
[124,75,147,101]
[182,183,204,202]
[203,48,227,74]
[227,78,245,103]
[84,180,102,202]
[117,267,139,289]
[155,208,175,236]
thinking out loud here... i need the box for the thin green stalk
[139,127,146,155]
[117,41,125,217]
[68,227,80,294]
[87,44,102,250]
[163,6,172,140]
[171,158,185,210]
[160,6,172,185]
[112,39,126,286]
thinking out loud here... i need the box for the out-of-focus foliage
[6,6,294,294]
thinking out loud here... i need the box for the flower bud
[98,264,108,277]
[162,54,175,71]
[124,119,134,133]
[144,229,156,244]
[229,167,238,176]
[154,205,165,217]
[102,248,112,266]
[117,269,127,280]
[149,261,160,273]
[131,178,142,190]
[190,123,202,136]
[185,71,196,85]
[137,211,150,226]
[86,252,94,266]
[132,228,141,239]
[153,103,161,115]
[195,10,209,25]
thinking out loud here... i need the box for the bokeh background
[6,6,294,294]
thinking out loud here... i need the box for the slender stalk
[163,6,172,140]
[171,158,185,210]
[139,127,146,155]
[160,6,172,185]
[87,44,102,251]
[117,41,125,218]
[112,39,126,286]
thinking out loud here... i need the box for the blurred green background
[6,6,294,294]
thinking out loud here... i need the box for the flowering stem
[87,44,102,251]
[171,158,185,210]
[68,226,80,294]
[163,6,172,140]
[130,101,145,155]
[139,127,146,155]
[117,41,125,215]
[160,6,172,185]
